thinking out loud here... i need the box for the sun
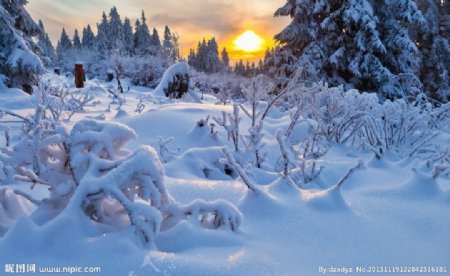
[233,30,265,52]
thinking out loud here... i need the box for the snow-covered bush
[0,113,242,248]
[213,105,242,152]
[153,62,190,98]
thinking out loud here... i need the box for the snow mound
[165,147,236,180]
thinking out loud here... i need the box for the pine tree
[163,26,173,55]
[37,20,56,63]
[205,37,221,73]
[133,19,141,52]
[150,28,161,54]
[108,6,124,52]
[235,59,245,75]
[416,0,450,101]
[187,48,197,68]
[122,18,134,56]
[221,47,230,71]
[96,12,109,54]
[73,29,82,50]
[373,0,426,98]
[274,0,387,95]
[196,39,207,71]
[56,28,72,59]
[0,0,44,92]
[135,10,152,55]
[81,24,95,49]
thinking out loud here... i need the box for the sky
[27,0,290,63]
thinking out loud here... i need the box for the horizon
[27,0,290,63]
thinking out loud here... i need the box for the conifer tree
[37,20,56,62]
[150,28,161,54]
[81,24,95,49]
[0,0,43,91]
[135,11,152,55]
[205,37,221,73]
[56,28,72,59]
[108,6,124,52]
[72,29,82,50]
[96,12,109,54]
[221,47,230,70]
[122,18,134,56]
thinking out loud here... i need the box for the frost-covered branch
[221,147,257,192]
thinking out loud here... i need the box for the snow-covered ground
[0,73,449,275]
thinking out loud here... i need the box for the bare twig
[336,160,363,189]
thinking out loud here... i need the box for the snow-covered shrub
[213,105,242,152]
[153,62,190,98]
[34,80,94,122]
[0,116,243,247]
[289,81,441,159]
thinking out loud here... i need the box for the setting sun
[233,30,265,52]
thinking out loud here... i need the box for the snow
[0,72,449,275]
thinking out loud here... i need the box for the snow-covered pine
[189,38,221,73]
[108,6,124,52]
[374,0,426,99]
[81,24,95,49]
[150,28,162,55]
[96,12,109,54]
[162,25,180,60]
[134,11,152,56]
[37,20,55,64]
[221,47,230,71]
[122,18,134,56]
[56,28,72,61]
[416,0,450,102]
[0,0,44,92]
[72,29,82,50]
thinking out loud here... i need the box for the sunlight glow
[233,30,265,52]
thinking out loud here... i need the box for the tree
[274,0,426,99]
[205,37,221,73]
[373,0,427,99]
[162,25,173,55]
[122,18,134,56]
[221,47,230,71]
[96,12,109,54]
[81,24,95,49]
[162,26,180,61]
[56,28,72,60]
[416,0,450,102]
[150,28,161,54]
[37,20,55,63]
[108,6,124,52]
[235,59,245,75]
[187,48,197,68]
[72,29,82,50]
[134,10,152,55]
[0,0,44,92]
